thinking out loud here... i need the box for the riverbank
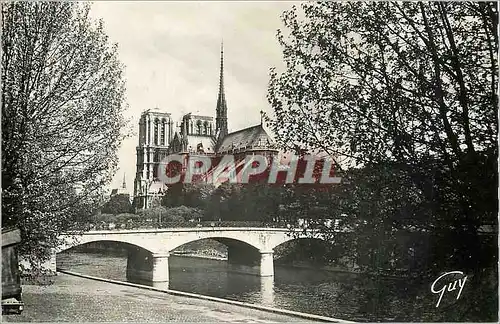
[172,251,227,261]
[2,272,346,323]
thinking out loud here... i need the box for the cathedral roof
[216,124,277,153]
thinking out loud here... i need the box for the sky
[89,1,302,194]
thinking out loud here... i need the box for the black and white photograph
[1,1,498,322]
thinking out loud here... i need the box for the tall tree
[268,0,497,269]
[2,2,128,264]
[268,2,498,318]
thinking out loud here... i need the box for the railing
[86,220,292,231]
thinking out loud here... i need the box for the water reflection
[260,276,274,306]
[56,251,429,322]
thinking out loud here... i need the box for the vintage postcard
[1,1,498,323]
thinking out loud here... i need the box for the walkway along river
[56,251,440,322]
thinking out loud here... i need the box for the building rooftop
[217,124,277,153]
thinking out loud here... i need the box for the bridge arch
[272,235,357,273]
[272,237,334,258]
[57,239,155,255]
[56,239,161,285]
[165,234,265,253]
[55,228,330,282]
[171,237,264,268]
[271,236,330,249]
[55,234,160,255]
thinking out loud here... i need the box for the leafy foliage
[95,213,141,224]
[162,205,204,222]
[268,0,497,272]
[268,2,497,166]
[137,205,202,223]
[162,183,215,210]
[1,2,128,264]
[101,194,133,214]
[267,2,498,320]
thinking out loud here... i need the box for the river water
[57,251,435,322]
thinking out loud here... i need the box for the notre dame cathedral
[133,45,278,209]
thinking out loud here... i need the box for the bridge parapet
[86,221,293,231]
[66,227,291,234]
[58,227,325,254]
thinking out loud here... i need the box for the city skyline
[89,2,301,193]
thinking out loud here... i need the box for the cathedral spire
[219,40,224,100]
[215,41,228,142]
[122,173,126,189]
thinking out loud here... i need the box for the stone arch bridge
[54,227,324,284]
